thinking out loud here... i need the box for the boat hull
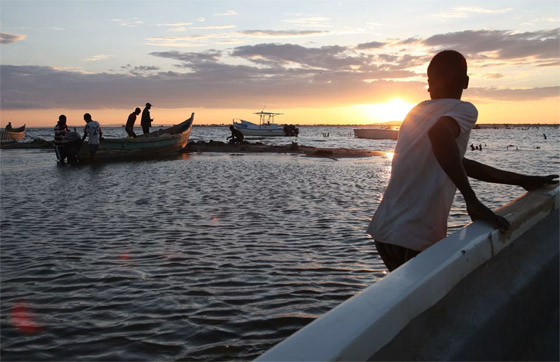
[77,113,194,162]
[353,128,398,140]
[1,125,26,141]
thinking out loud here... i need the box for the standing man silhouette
[126,107,141,138]
[141,103,153,135]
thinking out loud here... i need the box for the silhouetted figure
[368,50,558,272]
[470,144,475,151]
[5,122,12,131]
[227,125,244,144]
[62,130,81,165]
[141,103,153,135]
[81,113,102,161]
[53,115,69,163]
[126,107,141,138]
[543,133,547,140]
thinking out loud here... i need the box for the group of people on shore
[53,102,154,164]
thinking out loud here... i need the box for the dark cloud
[0,32,26,45]
[121,65,160,71]
[423,28,559,60]
[356,41,385,50]
[398,37,421,45]
[231,43,368,70]
[150,50,222,65]
[120,64,160,76]
[0,63,425,110]
[374,53,429,70]
[2,29,558,110]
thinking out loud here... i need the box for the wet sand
[1,138,385,159]
[184,140,385,158]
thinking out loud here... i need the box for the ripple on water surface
[1,152,389,361]
[1,126,558,361]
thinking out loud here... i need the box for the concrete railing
[257,185,559,361]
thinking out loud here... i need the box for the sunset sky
[1,0,558,127]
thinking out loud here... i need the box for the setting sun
[375,99,414,123]
[355,99,415,124]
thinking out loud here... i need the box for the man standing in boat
[81,113,102,161]
[141,103,154,135]
[126,107,141,138]
[368,50,558,271]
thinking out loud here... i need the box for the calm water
[1,125,558,361]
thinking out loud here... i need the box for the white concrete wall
[257,185,559,361]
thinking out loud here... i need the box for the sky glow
[0,0,558,126]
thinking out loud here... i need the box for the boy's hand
[466,198,510,232]
[519,174,559,191]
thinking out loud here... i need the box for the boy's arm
[81,126,88,142]
[463,158,558,190]
[428,116,510,231]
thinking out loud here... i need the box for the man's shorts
[374,240,421,272]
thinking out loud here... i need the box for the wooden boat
[233,111,299,137]
[1,125,26,141]
[353,127,398,140]
[76,113,194,162]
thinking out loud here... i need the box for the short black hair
[59,114,66,122]
[427,50,467,80]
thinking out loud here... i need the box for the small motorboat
[233,111,299,137]
[353,127,398,140]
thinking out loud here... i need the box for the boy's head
[427,50,469,100]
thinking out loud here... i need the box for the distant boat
[353,127,398,140]
[75,113,194,162]
[233,111,299,137]
[0,124,26,141]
